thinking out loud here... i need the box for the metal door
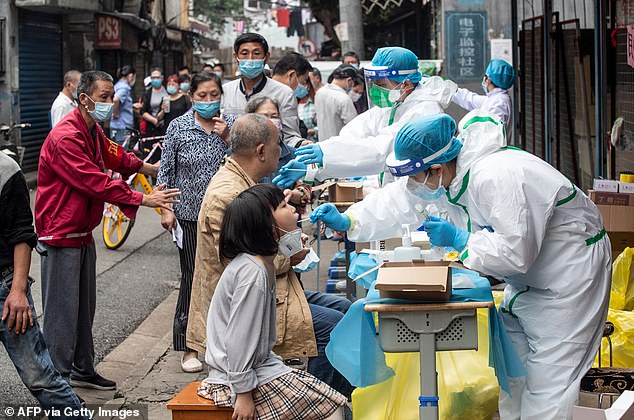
[18,10,62,172]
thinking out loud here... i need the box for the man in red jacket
[35,70,179,391]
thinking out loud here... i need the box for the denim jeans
[0,269,86,418]
[304,290,354,398]
[110,128,131,146]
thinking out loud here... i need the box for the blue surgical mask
[72,89,78,100]
[167,86,178,95]
[294,84,309,99]
[85,96,114,122]
[410,171,444,201]
[193,100,221,119]
[239,59,265,80]
[151,79,162,88]
[482,77,488,95]
[180,82,190,92]
[214,71,223,79]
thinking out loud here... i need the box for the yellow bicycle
[102,133,163,250]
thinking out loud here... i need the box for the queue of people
[5,24,609,420]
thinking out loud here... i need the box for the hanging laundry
[277,8,290,27]
[287,7,304,37]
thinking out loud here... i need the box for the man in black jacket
[0,151,85,415]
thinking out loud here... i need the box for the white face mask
[278,227,303,257]
[408,171,445,201]
[349,91,362,102]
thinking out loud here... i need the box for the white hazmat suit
[313,76,457,180]
[345,110,611,419]
[452,87,512,134]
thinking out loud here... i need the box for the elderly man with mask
[187,114,353,399]
[273,46,457,188]
[310,112,611,419]
[36,70,180,390]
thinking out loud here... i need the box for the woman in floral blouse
[157,71,235,373]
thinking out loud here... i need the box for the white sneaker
[181,354,203,373]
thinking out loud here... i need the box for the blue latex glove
[295,143,324,165]
[273,159,306,189]
[310,204,351,231]
[423,216,470,251]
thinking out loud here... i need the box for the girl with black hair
[197,184,347,420]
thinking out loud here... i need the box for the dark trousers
[41,241,97,380]
[173,219,197,352]
[1,269,86,417]
[304,290,355,398]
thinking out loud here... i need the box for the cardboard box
[593,179,620,193]
[589,190,634,206]
[597,205,634,232]
[608,232,634,260]
[328,182,363,203]
[374,260,453,302]
[355,238,402,253]
[572,390,634,419]
[619,182,634,194]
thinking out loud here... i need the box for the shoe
[181,354,203,373]
[70,373,116,391]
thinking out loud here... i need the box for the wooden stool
[167,382,234,420]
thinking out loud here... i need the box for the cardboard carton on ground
[619,182,634,194]
[597,205,634,232]
[374,260,453,302]
[594,179,620,193]
[573,390,634,419]
[589,190,634,206]
[608,232,634,260]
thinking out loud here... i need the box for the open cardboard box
[313,180,364,204]
[573,390,634,419]
[374,260,456,302]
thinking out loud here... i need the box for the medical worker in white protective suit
[311,112,612,420]
[273,46,457,188]
[452,59,514,134]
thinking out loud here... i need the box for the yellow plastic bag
[595,308,634,368]
[609,248,634,311]
[352,309,499,420]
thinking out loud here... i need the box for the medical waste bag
[352,308,499,420]
[609,248,634,311]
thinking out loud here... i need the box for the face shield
[385,140,455,177]
[364,66,418,108]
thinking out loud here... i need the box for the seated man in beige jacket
[187,114,353,397]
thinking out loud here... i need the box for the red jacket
[35,108,144,247]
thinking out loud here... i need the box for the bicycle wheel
[102,203,135,250]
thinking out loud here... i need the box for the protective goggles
[385,140,455,177]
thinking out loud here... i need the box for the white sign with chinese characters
[490,39,512,65]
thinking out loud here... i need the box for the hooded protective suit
[452,87,512,132]
[313,76,457,180]
[344,110,611,419]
